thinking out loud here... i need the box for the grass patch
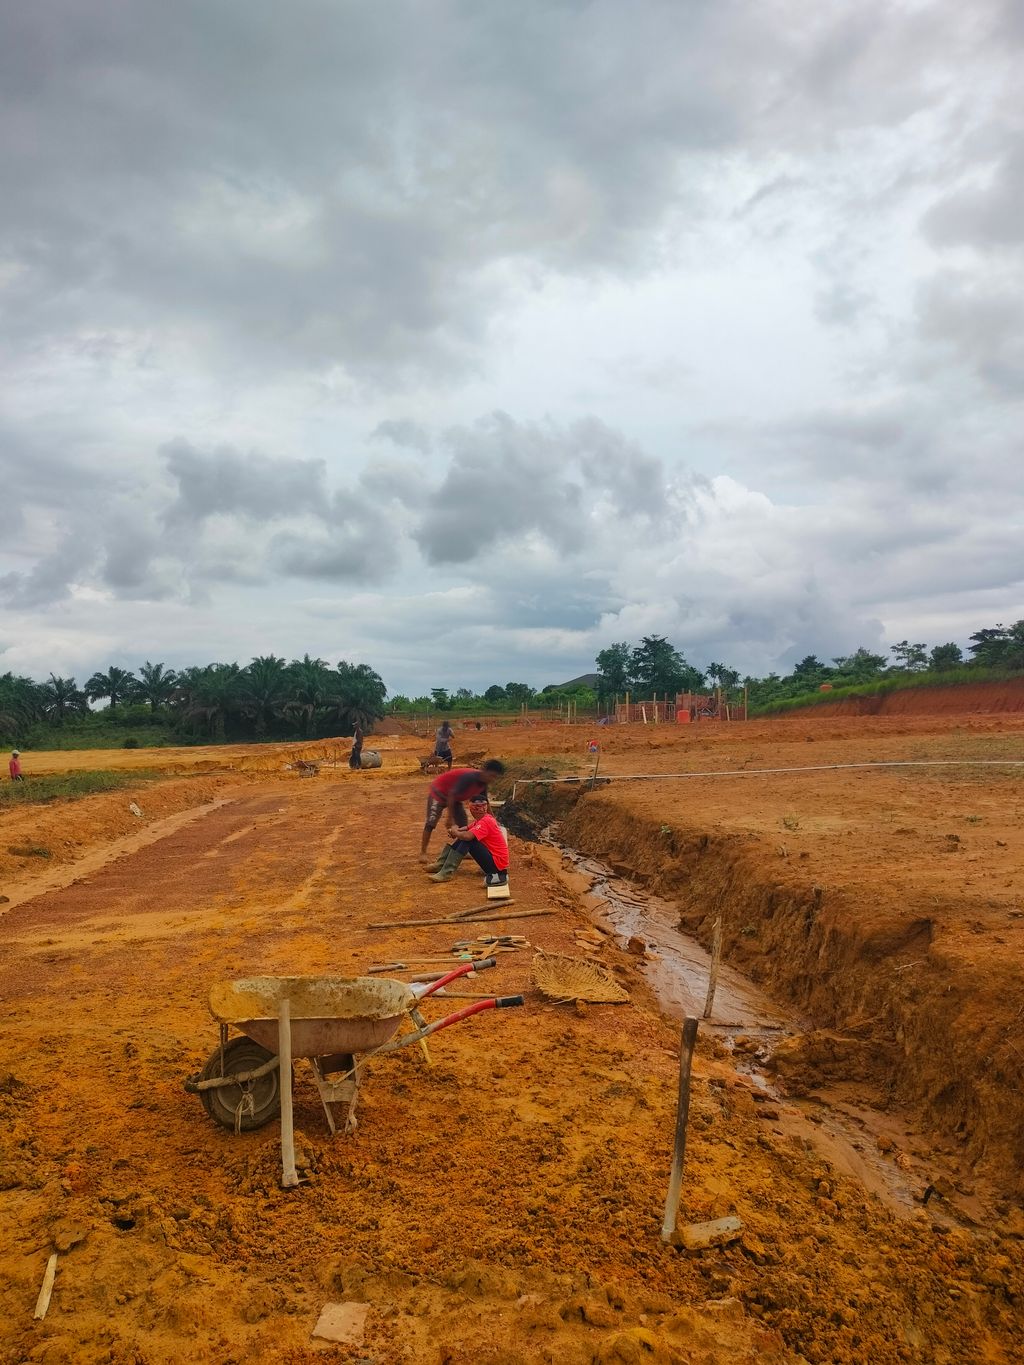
[750,667,1024,718]
[0,770,159,808]
[7,844,52,858]
[491,754,577,797]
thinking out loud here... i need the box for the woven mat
[531,951,630,1004]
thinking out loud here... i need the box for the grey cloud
[0,1,986,383]
[923,131,1024,251]
[272,535,383,582]
[371,420,434,455]
[0,526,95,609]
[416,413,585,564]
[916,269,1024,397]
[415,412,681,565]
[162,439,328,525]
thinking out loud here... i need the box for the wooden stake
[661,1016,699,1242]
[33,1253,58,1320]
[702,916,723,1019]
[367,908,553,930]
[278,995,299,1189]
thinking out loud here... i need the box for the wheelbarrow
[184,961,522,1187]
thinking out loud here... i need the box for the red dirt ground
[1,719,1022,1363]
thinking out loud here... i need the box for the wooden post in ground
[661,1016,700,1242]
[702,916,723,1019]
[744,685,749,720]
[278,995,300,1188]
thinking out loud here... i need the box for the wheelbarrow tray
[208,975,412,1056]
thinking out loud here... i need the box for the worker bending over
[420,759,504,862]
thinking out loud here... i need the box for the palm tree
[322,661,387,733]
[0,673,45,740]
[185,664,243,741]
[134,661,177,712]
[241,655,290,737]
[284,655,332,737]
[41,674,87,726]
[85,666,136,709]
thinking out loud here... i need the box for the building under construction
[613,690,748,723]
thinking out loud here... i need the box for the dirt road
[2,767,1023,1363]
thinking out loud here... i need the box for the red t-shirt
[430,767,488,802]
[466,813,508,870]
[9,757,21,778]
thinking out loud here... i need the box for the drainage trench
[537,821,977,1227]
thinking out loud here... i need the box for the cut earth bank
[509,713,1024,1208]
[0,720,1019,1363]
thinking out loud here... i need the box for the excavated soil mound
[786,678,1024,718]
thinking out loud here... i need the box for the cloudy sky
[2,1,1022,695]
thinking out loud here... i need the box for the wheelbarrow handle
[416,958,496,999]
[424,992,524,1030]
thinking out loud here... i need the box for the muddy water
[556,842,793,1035]
[542,827,978,1227]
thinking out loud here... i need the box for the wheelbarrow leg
[310,1053,359,1136]
[278,997,300,1189]
[344,1066,360,1135]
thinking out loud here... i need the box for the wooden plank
[366,909,554,931]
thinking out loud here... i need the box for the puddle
[539,825,982,1227]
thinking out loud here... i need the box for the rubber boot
[429,844,468,882]
[425,841,465,874]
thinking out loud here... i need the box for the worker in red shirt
[9,750,23,781]
[429,799,509,889]
[420,760,505,863]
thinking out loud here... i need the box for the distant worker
[429,798,509,889]
[9,749,23,781]
[420,760,505,863]
[433,719,454,769]
[349,724,364,771]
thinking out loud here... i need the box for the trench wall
[520,787,1024,1197]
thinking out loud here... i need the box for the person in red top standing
[420,759,505,862]
[9,750,23,781]
[429,799,509,888]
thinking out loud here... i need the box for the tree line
[4,620,1021,745]
[395,621,1024,714]
[0,656,387,745]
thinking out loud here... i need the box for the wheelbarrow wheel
[198,1037,281,1132]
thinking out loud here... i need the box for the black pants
[453,839,504,878]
